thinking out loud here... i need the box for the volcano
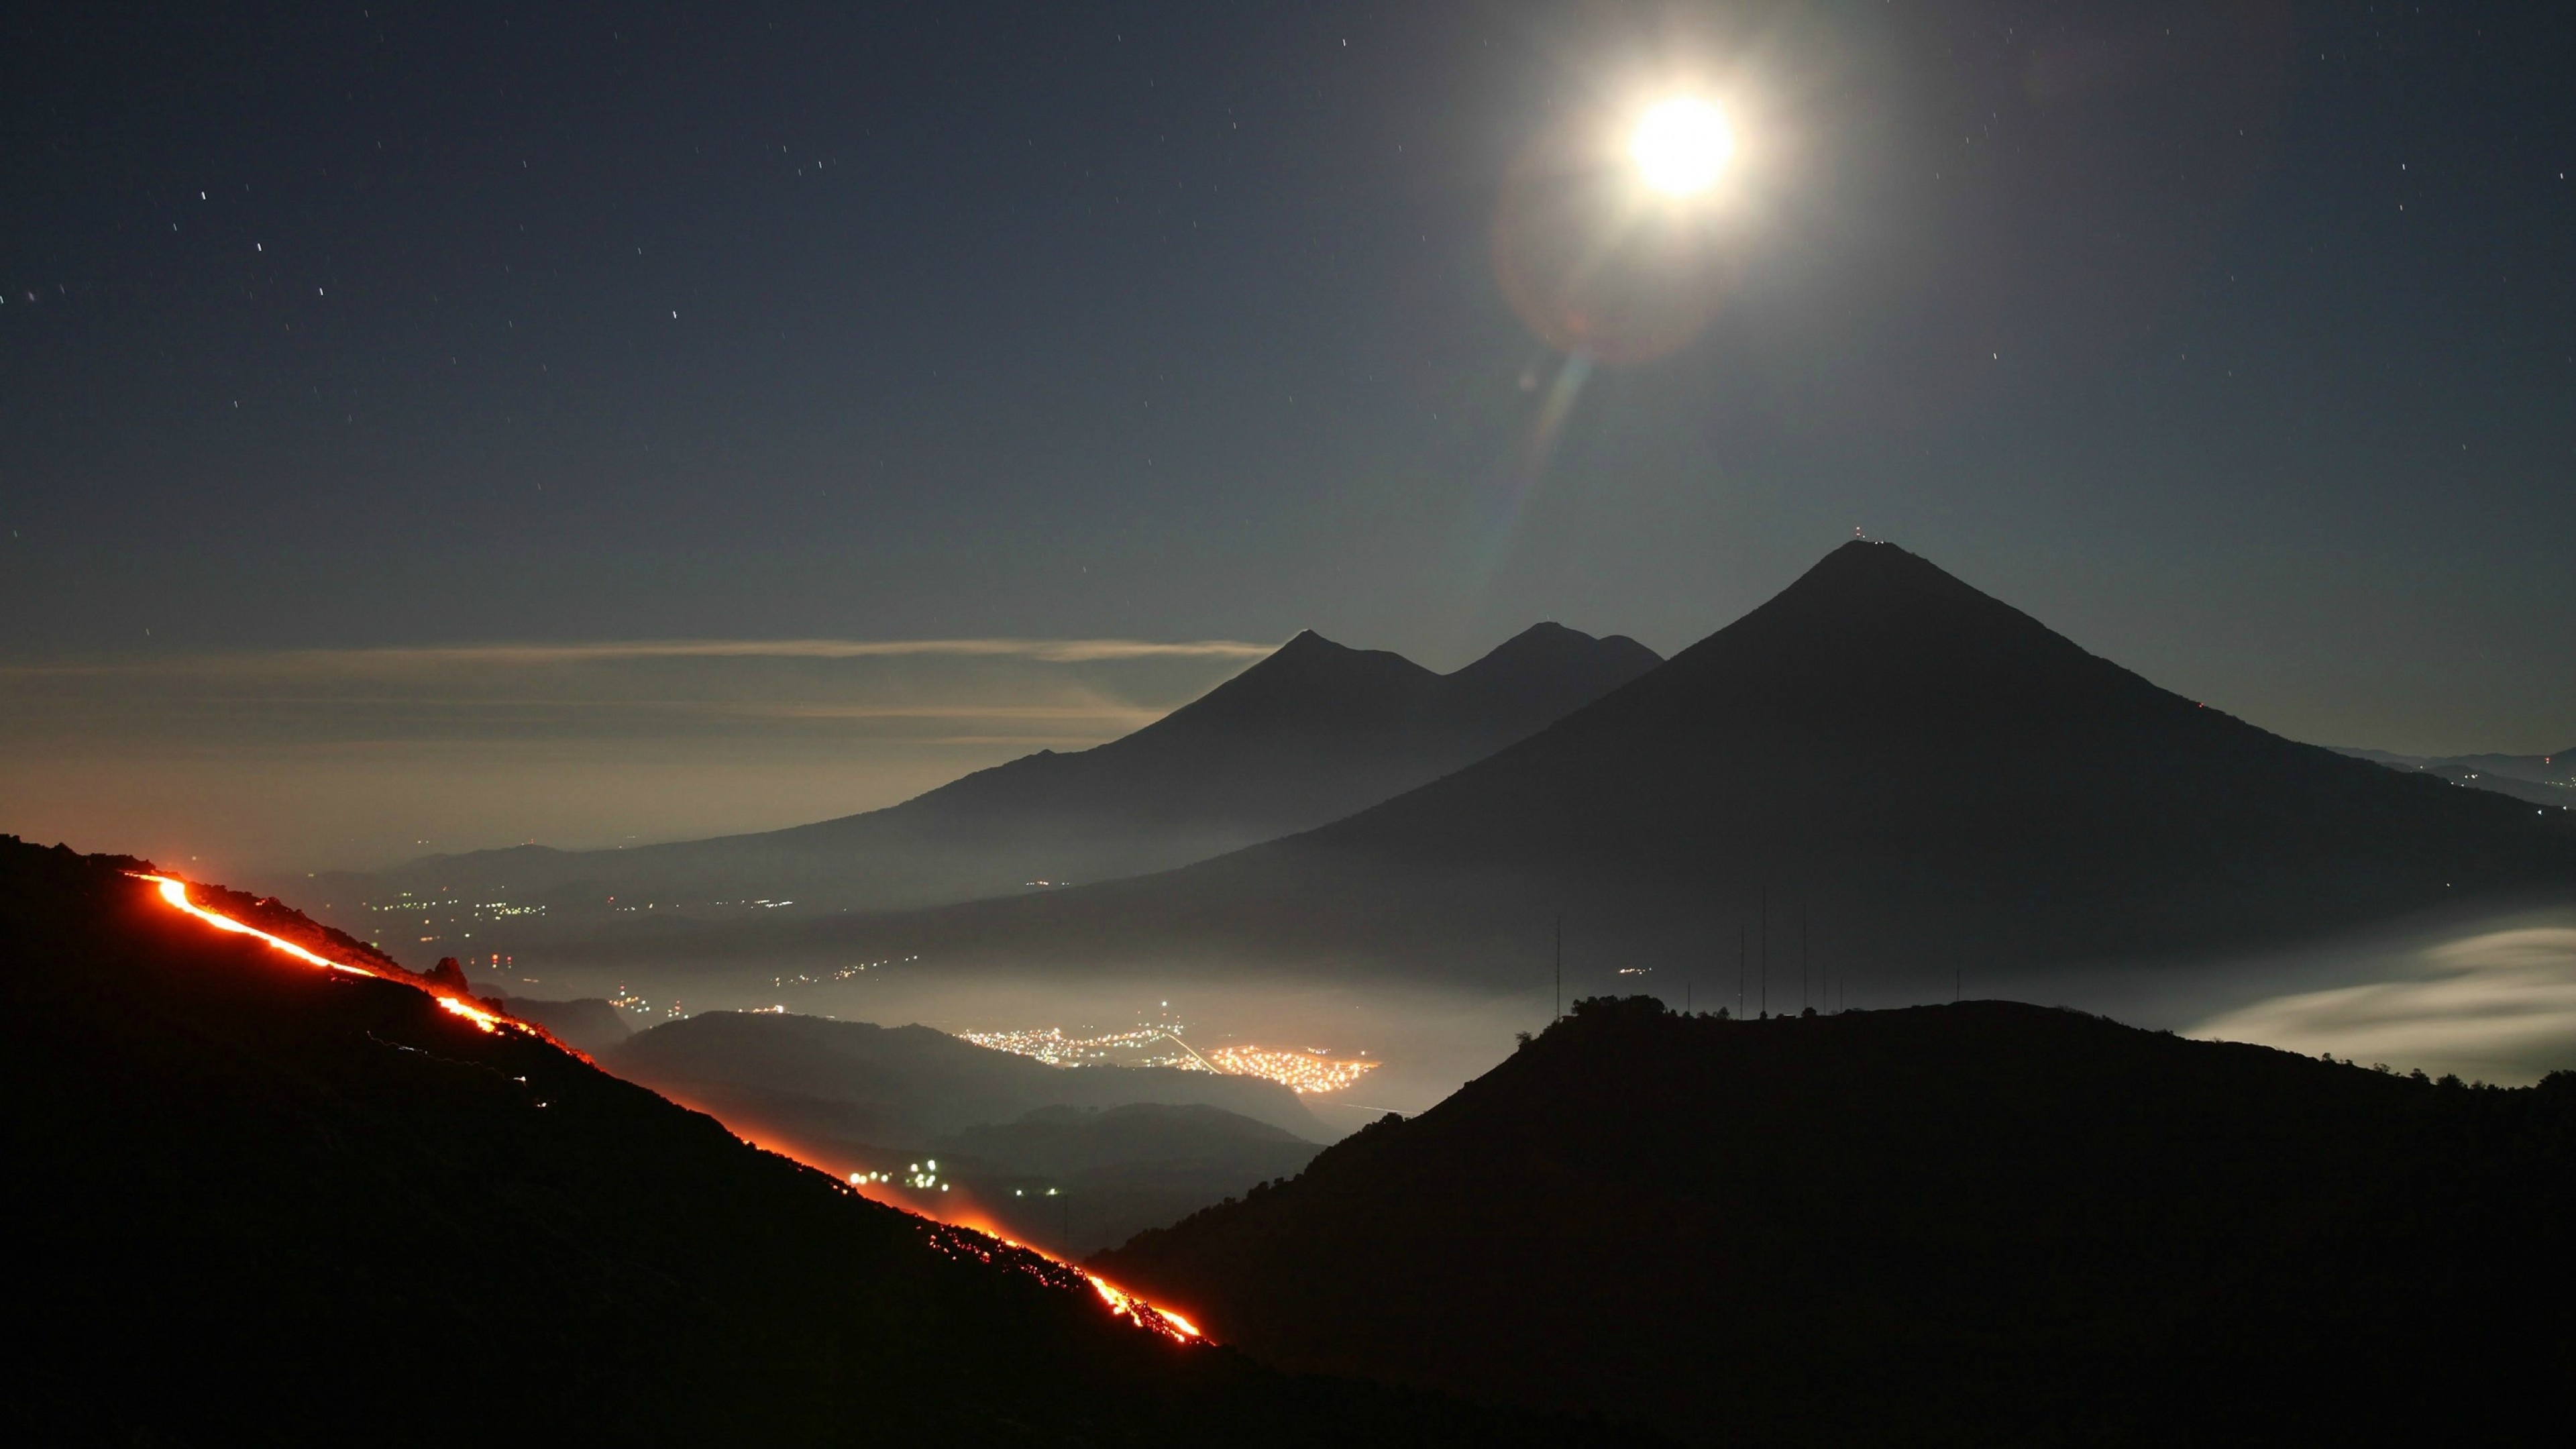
[775,541,2576,990]
[0,836,1625,1446]
[346,621,1658,921]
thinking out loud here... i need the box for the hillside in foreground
[1100,996,2576,1446]
[0,837,1627,1446]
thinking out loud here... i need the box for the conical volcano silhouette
[845,542,2576,988]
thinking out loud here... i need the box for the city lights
[960,1024,1380,1094]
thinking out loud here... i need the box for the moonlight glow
[1630,97,1735,196]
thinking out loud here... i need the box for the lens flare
[1630,97,1733,196]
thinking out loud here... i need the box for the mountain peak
[1777,539,2001,610]
[1226,627,1427,682]
[1273,627,1335,653]
[1131,629,1436,738]
[1493,619,1587,646]
[1451,621,1661,680]
[1653,539,2079,693]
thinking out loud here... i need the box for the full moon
[1629,97,1734,197]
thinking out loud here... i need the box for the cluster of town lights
[961,1025,1379,1094]
[1199,1043,1381,1095]
[958,1025,1197,1069]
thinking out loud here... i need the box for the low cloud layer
[0,637,1271,875]
[1,637,1273,677]
[2192,924,2576,1085]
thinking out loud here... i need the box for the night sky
[4,1,2571,868]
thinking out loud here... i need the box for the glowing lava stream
[132,872,1202,1344]
[766,1134,1199,1341]
[137,874,511,1032]
[875,1183,1201,1340]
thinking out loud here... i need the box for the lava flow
[908,1212,1200,1343]
[136,873,516,1034]
[820,1152,1201,1341]
[132,870,1203,1344]
[1087,1273,1201,1340]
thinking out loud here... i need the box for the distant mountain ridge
[737,541,2576,990]
[332,622,1659,930]
[2334,743,2576,809]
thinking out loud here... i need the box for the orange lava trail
[826,1163,1201,1342]
[131,872,1201,1343]
[136,874,514,1034]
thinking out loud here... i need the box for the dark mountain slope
[1100,996,2576,1446]
[925,1104,1322,1257]
[0,837,1624,1447]
[602,1015,1328,1257]
[777,542,2576,988]
[608,1010,1328,1142]
[480,987,635,1055]
[345,623,1658,926]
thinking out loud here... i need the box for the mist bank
[2186,918,2576,1085]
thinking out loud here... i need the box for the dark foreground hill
[335,621,1658,930]
[1100,996,2576,1446]
[0,837,1628,1447]
[759,541,2576,991]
